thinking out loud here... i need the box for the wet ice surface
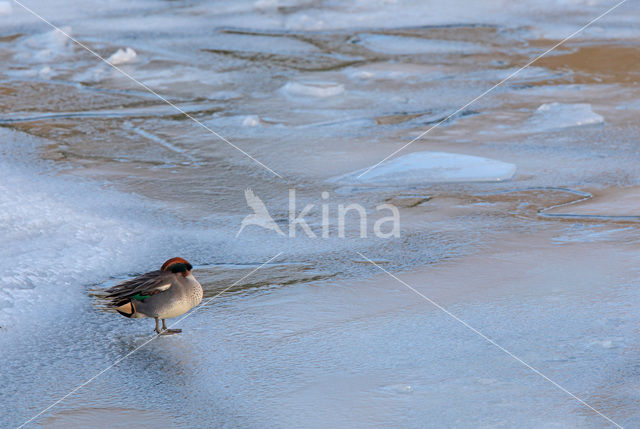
[2,0,640,427]
[5,238,640,428]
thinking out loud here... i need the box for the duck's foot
[159,319,181,335]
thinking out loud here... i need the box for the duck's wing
[104,270,175,306]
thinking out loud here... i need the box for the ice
[279,1,509,31]
[544,186,640,219]
[24,26,73,59]
[552,225,635,244]
[5,233,639,428]
[0,131,213,326]
[39,65,52,77]
[282,81,345,98]
[527,103,604,132]
[0,1,12,15]
[206,32,319,55]
[254,0,279,11]
[106,47,137,65]
[0,161,166,294]
[329,152,517,185]
[616,99,640,110]
[9,26,75,78]
[358,34,486,55]
[3,0,640,427]
[242,115,262,126]
[381,384,414,394]
[3,0,639,39]
[41,407,178,428]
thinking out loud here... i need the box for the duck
[105,257,203,335]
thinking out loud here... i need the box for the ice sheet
[282,81,346,98]
[527,103,604,132]
[329,152,517,185]
[0,1,11,15]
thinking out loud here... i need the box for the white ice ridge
[107,47,137,65]
[282,81,345,98]
[528,102,604,131]
[329,151,516,185]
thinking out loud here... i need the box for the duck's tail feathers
[115,301,136,318]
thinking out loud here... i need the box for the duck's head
[161,257,193,276]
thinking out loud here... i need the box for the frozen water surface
[357,34,487,55]
[2,0,640,427]
[330,152,517,185]
[527,103,605,132]
[0,1,11,16]
[282,81,346,98]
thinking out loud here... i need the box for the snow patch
[107,47,137,65]
[329,152,516,185]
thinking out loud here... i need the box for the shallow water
[2,0,640,427]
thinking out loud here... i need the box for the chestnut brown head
[161,257,193,275]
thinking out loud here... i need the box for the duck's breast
[156,274,203,319]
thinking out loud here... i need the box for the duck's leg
[154,317,162,334]
[160,318,182,335]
